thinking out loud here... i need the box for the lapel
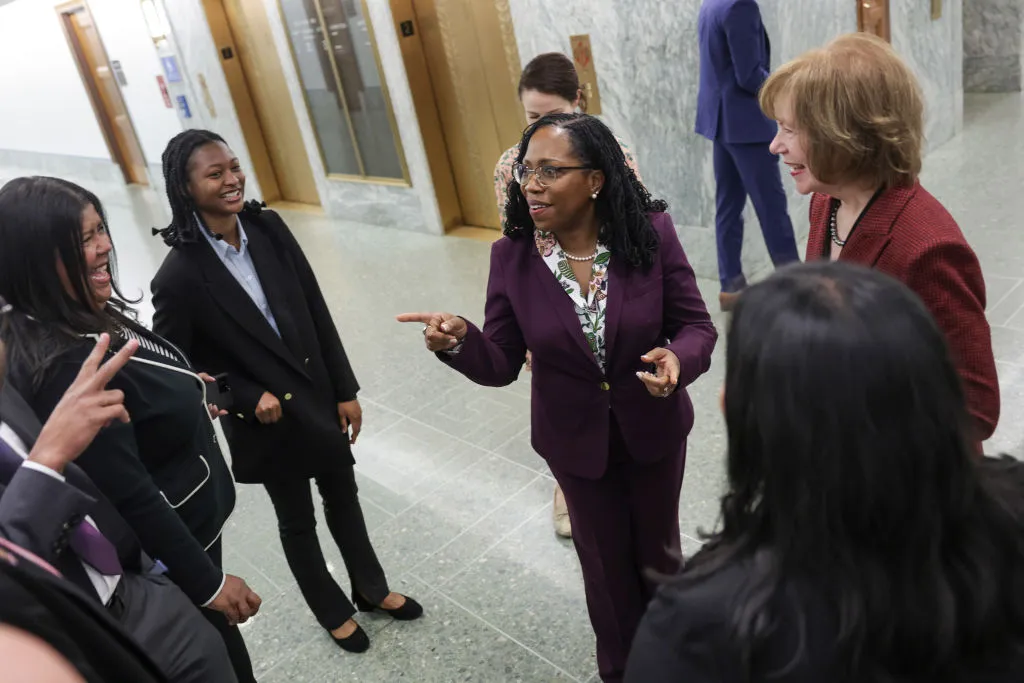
[240,217,309,369]
[840,184,916,266]
[530,249,602,373]
[189,232,307,377]
[603,256,629,364]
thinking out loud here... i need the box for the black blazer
[12,330,235,605]
[0,385,148,596]
[0,542,167,683]
[151,208,359,483]
[627,554,1024,682]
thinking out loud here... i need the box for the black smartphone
[204,372,234,412]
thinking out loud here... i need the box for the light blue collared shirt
[200,216,280,337]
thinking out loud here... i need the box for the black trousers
[202,539,256,683]
[263,465,389,631]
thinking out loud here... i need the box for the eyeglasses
[512,163,593,188]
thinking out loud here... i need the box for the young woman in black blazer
[0,176,261,682]
[625,262,1024,682]
[150,130,421,652]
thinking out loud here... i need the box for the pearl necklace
[828,200,847,247]
[562,248,599,262]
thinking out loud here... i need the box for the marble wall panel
[892,0,965,148]
[964,0,1022,92]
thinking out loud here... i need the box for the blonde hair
[759,33,924,189]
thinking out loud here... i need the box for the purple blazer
[442,213,718,479]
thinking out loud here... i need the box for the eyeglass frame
[512,163,594,188]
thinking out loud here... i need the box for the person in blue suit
[696,0,799,310]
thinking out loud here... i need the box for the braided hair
[503,113,665,270]
[152,129,264,247]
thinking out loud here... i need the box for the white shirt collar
[196,214,247,256]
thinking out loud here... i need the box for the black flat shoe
[353,593,424,621]
[331,623,369,653]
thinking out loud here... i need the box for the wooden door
[61,4,149,185]
[391,0,522,230]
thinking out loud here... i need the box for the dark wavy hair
[152,128,264,247]
[0,177,138,387]
[503,113,664,270]
[518,52,584,110]
[682,261,1024,680]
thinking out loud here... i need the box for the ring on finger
[422,325,430,336]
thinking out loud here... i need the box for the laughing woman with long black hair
[0,176,261,683]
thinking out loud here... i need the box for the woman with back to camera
[494,51,642,538]
[625,261,1024,682]
[400,113,717,682]
[0,177,260,682]
[759,32,999,448]
[150,129,421,654]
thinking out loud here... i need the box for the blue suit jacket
[695,0,777,144]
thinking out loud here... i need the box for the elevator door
[61,3,149,185]
[391,0,522,231]
[203,0,321,207]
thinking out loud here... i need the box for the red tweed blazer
[807,182,1000,443]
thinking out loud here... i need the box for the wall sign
[856,0,891,43]
[111,60,128,86]
[176,94,192,119]
[161,55,182,83]
[570,34,602,115]
[156,75,172,108]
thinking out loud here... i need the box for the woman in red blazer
[399,113,717,682]
[759,33,999,446]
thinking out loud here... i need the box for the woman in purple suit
[399,113,717,682]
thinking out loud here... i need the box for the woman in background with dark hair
[494,52,643,539]
[151,129,421,655]
[0,177,260,682]
[625,261,1024,682]
[400,113,717,683]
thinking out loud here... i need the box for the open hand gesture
[637,347,680,398]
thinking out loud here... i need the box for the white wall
[0,0,181,168]
[0,0,110,159]
[88,0,182,166]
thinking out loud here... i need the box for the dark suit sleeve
[0,466,95,566]
[32,362,224,605]
[625,585,727,682]
[724,0,771,94]
[151,266,194,363]
[440,242,527,387]
[904,241,1000,443]
[657,215,718,387]
[273,215,360,402]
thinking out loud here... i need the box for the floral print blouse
[534,231,610,370]
[493,136,641,230]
